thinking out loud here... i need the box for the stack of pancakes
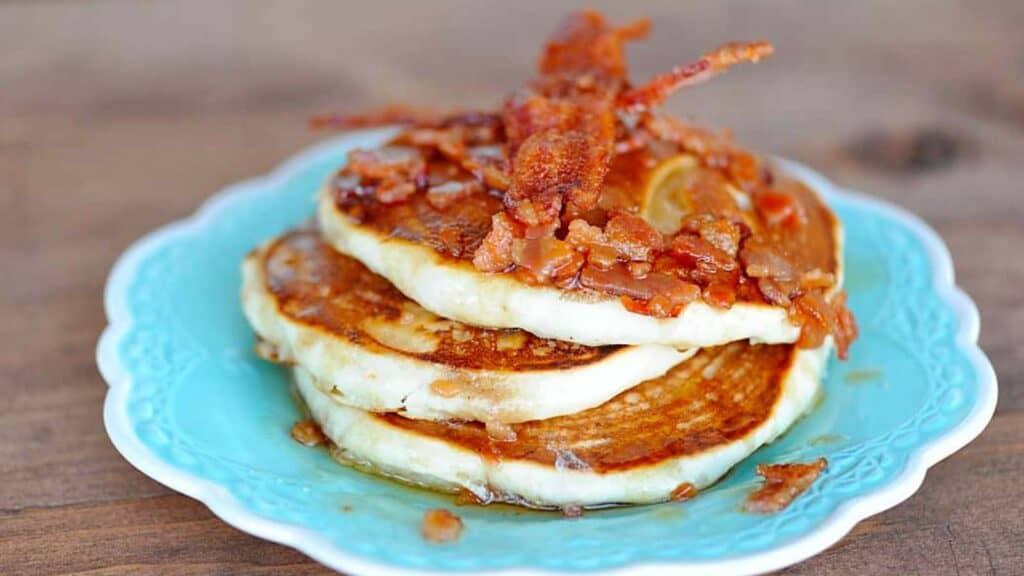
[240,155,844,509]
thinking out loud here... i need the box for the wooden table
[2,1,1021,574]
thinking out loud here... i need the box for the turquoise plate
[98,129,997,575]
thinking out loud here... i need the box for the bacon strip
[744,458,827,513]
[618,41,774,112]
[539,10,650,84]
[502,12,651,225]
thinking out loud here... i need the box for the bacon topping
[472,212,518,272]
[512,236,585,284]
[421,508,464,543]
[618,41,774,113]
[336,147,426,205]
[290,420,327,447]
[670,482,698,502]
[318,10,857,357]
[743,458,827,514]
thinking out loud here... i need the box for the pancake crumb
[670,482,697,502]
[290,420,327,447]
[743,457,826,513]
[421,508,463,543]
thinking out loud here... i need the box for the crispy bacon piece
[500,11,653,228]
[790,289,833,347]
[831,291,858,360]
[565,218,618,268]
[680,214,744,256]
[789,290,859,359]
[473,212,519,272]
[671,482,698,502]
[511,236,585,283]
[502,90,616,219]
[740,240,799,282]
[618,41,774,112]
[604,212,663,261]
[486,16,773,274]
[290,420,327,447]
[670,234,738,277]
[581,264,700,317]
[421,509,463,543]
[507,129,607,225]
[744,458,827,514]
[401,127,512,192]
[703,282,738,309]
[565,215,663,265]
[340,147,426,204]
[404,128,467,159]
[540,10,650,85]
[643,114,724,157]
[754,187,807,229]
[642,114,764,190]
[800,268,836,289]
[465,145,513,190]
[565,218,608,248]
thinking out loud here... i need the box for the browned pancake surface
[261,229,619,371]
[376,343,795,472]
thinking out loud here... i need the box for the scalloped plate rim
[97,130,997,576]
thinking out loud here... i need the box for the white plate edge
[95,134,999,576]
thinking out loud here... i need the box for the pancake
[318,153,844,349]
[242,229,692,423]
[295,340,829,507]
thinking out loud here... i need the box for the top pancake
[319,149,843,348]
[242,229,690,423]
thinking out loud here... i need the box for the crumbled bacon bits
[472,213,518,272]
[743,458,827,514]
[290,420,327,447]
[335,147,426,205]
[317,10,858,359]
[670,482,698,502]
[421,508,464,543]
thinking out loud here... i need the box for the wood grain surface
[1,1,1021,574]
